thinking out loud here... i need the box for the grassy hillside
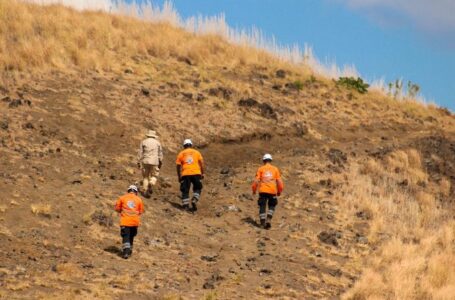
[0,0,288,72]
[0,1,454,299]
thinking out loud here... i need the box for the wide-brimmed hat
[146,130,158,138]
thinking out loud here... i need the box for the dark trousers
[258,193,278,221]
[120,226,138,250]
[180,175,203,205]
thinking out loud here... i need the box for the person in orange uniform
[252,154,284,229]
[176,139,205,212]
[114,185,144,259]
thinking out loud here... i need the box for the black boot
[191,202,198,212]
[265,216,272,229]
[122,248,131,259]
[182,204,191,212]
[260,219,266,228]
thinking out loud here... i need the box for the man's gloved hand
[277,193,281,197]
[158,161,163,169]
[201,174,205,180]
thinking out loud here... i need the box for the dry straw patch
[30,203,51,217]
[338,149,455,299]
[0,0,287,73]
[440,177,451,197]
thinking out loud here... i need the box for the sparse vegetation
[84,210,113,227]
[338,149,455,299]
[204,291,218,300]
[30,204,51,217]
[285,80,304,91]
[0,1,453,299]
[307,74,317,84]
[407,81,420,98]
[292,80,304,91]
[336,77,369,94]
[387,79,421,100]
[0,0,285,72]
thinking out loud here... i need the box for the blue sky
[142,0,454,110]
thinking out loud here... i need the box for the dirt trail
[0,68,453,299]
[0,134,366,299]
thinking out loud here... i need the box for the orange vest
[114,193,144,227]
[252,163,284,195]
[176,148,204,176]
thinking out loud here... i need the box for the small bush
[336,77,369,94]
[286,80,304,91]
[307,75,317,84]
[86,210,113,227]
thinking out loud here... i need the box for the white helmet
[183,139,193,146]
[127,185,138,193]
[262,153,273,161]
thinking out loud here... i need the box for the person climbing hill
[176,139,205,212]
[114,185,144,259]
[137,129,163,197]
[252,154,284,229]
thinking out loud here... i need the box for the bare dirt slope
[0,2,455,298]
[0,58,453,300]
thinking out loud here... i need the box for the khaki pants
[141,164,159,191]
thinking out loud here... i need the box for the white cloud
[339,0,455,47]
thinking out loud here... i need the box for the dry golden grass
[30,203,51,216]
[1,1,447,119]
[440,178,452,197]
[338,149,455,299]
[0,0,290,73]
[54,263,83,279]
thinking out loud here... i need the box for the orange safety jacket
[114,193,144,227]
[176,148,204,176]
[252,163,284,195]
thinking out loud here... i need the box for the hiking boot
[182,204,191,212]
[260,219,266,229]
[191,202,198,212]
[122,248,131,259]
[265,222,272,230]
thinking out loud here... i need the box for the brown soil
[0,62,454,299]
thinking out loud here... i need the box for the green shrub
[307,75,317,84]
[285,80,304,91]
[336,77,369,94]
[292,80,304,91]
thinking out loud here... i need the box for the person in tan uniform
[137,130,163,197]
